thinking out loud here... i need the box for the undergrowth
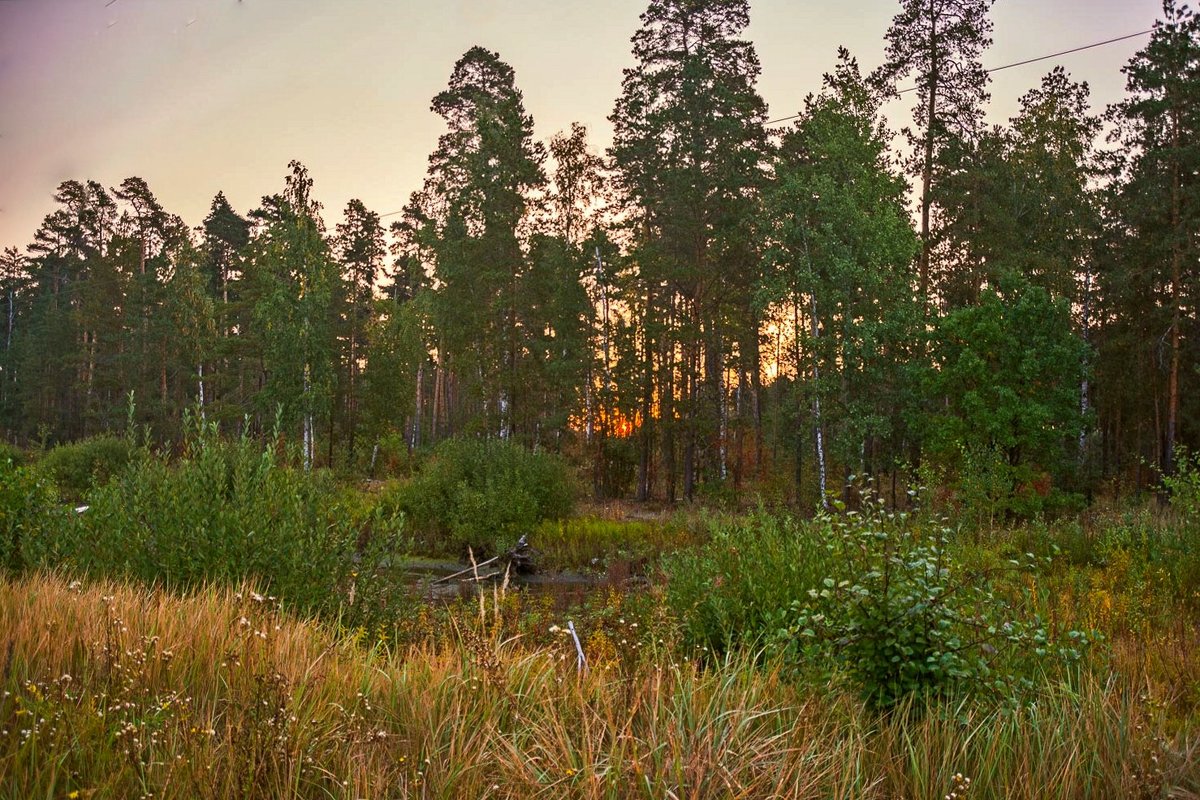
[0,573,1195,799]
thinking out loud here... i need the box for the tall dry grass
[0,573,1196,799]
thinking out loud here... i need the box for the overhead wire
[764,27,1154,126]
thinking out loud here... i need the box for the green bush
[663,510,832,656]
[0,458,62,572]
[383,437,576,557]
[369,431,415,479]
[36,435,139,500]
[40,427,409,630]
[1165,447,1200,530]
[0,442,26,467]
[773,494,1096,709]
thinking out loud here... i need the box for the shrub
[773,494,1096,709]
[36,435,139,500]
[0,457,62,572]
[369,430,414,478]
[0,441,25,467]
[41,426,409,630]
[663,510,832,656]
[383,437,576,557]
[1164,447,1200,530]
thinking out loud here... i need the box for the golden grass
[0,573,1196,799]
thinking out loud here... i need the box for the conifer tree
[1103,0,1200,480]
[610,0,770,499]
[333,199,386,462]
[419,46,546,439]
[877,0,993,302]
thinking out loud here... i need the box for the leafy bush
[383,437,576,556]
[0,442,26,467]
[40,427,408,630]
[773,494,1096,709]
[0,458,62,572]
[1165,447,1200,530]
[663,510,832,656]
[926,281,1086,484]
[369,430,414,479]
[36,435,140,500]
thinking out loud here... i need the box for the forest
[0,0,1192,508]
[0,0,1199,797]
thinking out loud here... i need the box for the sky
[0,0,1166,249]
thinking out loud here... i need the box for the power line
[764,28,1154,126]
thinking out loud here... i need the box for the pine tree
[877,0,993,302]
[610,0,770,499]
[200,192,252,426]
[0,248,33,434]
[420,46,546,439]
[937,68,1101,308]
[333,199,386,462]
[1103,0,1200,481]
[22,181,120,439]
[112,177,190,435]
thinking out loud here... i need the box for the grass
[2,573,1197,799]
[531,515,702,573]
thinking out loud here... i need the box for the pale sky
[0,0,1164,249]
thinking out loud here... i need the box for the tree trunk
[637,293,654,502]
[919,1,939,302]
[1165,106,1182,481]
[810,293,829,511]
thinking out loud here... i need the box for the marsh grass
[1,573,1196,799]
[531,516,701,573]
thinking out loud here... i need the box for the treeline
[1,0,1197,508]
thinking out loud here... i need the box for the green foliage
[367,430,415,479]
[760,50,923,496]
[36,434,140,500]
[927,280,1087,514]
[774,496,1095,709]
[929,445,1085,529]
[663,511,833,656]
[248,161,340,466]
[39,426,408,629]
[359,301,425,454]
[0,441,26,466]
[1164,447,1200,527]
[383,437,575,556]
[0,457,62,572]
